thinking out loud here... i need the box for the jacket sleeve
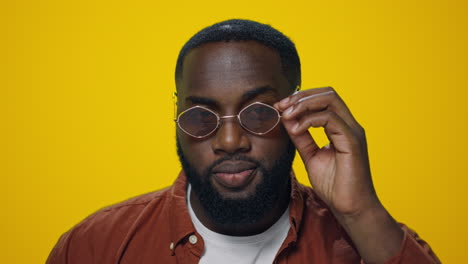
[361,224,441,264]
[46,231,71,264]
[46,225,95,264]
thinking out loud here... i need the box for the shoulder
[94,186,172,215]
[47,186,174,263]
[81,186,172,229]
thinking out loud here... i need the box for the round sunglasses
[176,102,281,138]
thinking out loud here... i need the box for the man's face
[176,41,296,225]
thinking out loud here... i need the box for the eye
[239,103,280,134]
[180,107,217,125]
[198,110,217,122]
[242,104,274,121]
[177,107,219,138]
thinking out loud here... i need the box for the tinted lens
[239,103,280,134]
[178,107,218,137]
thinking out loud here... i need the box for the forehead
[178,41,290,104]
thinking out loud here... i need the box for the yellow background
[3,0,467,262]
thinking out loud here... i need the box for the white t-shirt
[187,185,291,264]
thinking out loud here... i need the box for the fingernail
[292,122,299,132]
[284,106,293,116]
[280,97,290,106]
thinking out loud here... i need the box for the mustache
[204,154,264,176]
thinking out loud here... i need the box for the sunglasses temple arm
[173,92,178,121]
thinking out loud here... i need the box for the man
[47,19,440,263]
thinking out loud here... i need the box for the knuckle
[301,116,316,129]
[320,100,329,109]
[325,110,337,120]
[355,124,366,136]
[352,125,367,146]
[359,125,366,134]
[349,138,363,150]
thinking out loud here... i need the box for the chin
[176,136,296,226]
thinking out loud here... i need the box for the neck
[189,181,291,236]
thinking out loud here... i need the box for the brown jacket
[47,172,440,263]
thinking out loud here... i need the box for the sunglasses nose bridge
[218,114,242,127]
[219,114,238,120]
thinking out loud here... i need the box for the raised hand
[275,87,404,264]
[275,87,378,216]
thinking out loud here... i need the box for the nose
[211,117,251,155]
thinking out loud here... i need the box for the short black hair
[175,19,301,90]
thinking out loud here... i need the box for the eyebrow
[185,85,278,107]
[241,85,278,102]
[185,95,218,107]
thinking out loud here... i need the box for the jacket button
[169,242,174,250]
[189,235,198,244]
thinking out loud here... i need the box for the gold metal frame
[175,102,281,138]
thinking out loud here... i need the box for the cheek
[252,138,288,157]
[250,133,291,167]
[178,132,214,173]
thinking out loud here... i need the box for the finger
[286,110,361,155]
[280,87,361,131]
[277,87,334,111]
[282,118,320,162]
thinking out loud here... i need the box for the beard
[176,136,296,227]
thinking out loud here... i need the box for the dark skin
[177,41,292,236]
[177,41,404,264]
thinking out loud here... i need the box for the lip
[211,161,258,189]
[212,161,257,174]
